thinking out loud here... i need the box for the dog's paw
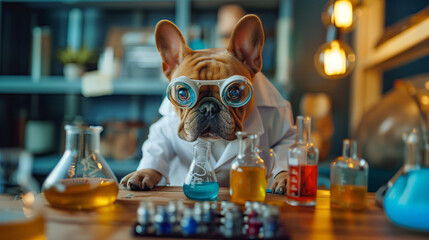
[270,171,288,195]
[120,169,162,191]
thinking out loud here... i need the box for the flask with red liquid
[286,116,319,206]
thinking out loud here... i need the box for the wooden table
[41,187,428,240]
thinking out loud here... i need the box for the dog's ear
[155,20,190,79]
[228,14,264,74]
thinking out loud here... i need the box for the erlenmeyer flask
[0,149,46,240]
[43,125,119,210]
[183,141,219,200]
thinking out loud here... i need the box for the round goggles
[166,75,253,109]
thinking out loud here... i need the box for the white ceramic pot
[63,63,85,81]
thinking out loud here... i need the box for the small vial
[330,139,368,210]
[181,207,198,236]
[262,205,279,239]
[154,205,172,235]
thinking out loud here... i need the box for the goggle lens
[167,82,196,108]
[222,80,252,107]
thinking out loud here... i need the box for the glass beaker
[183,141,219,200]
[0,149,46,240]
[330,139,368,210]
[230,132,267,204]
[43,125,119,210]
[286,116,319,206]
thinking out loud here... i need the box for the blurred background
[0,0,428,191]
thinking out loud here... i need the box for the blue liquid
[384,170,429,232]
[183,182,219,200]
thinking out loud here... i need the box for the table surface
[41,187,429,240]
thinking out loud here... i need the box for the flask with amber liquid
[230,132,267,204]
[0,149,46,240]
[330,139,368,210]
[43,125,119,210]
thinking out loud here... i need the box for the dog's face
[155,15,264,142]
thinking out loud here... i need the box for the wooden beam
[363,16,429,69]
[350,0,385,134]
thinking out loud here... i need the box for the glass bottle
[183,141,219,200]
[330,139,368,210]
[286,116,319,206]
[43,125,119,210]
[230,132,267,204]
[0,149,46,240]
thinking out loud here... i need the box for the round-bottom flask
[43,125,119,210]
[0,149,46,240]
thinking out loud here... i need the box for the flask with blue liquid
[384,129,429,232]
[183,141,219,200]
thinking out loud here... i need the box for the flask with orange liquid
[0,149,46,240]
[230,132,267,204]
[330,139,368,210]
[43,125,119,210]
[286,116,319,206]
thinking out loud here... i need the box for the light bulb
[322,0,357,32]
[314,40,356,79]
[334,0,353,28]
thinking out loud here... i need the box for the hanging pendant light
[322,0,358,32]
[314,25,356,79]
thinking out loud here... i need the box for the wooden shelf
[0,75,167,95]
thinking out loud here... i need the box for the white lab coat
[137,72,296,187]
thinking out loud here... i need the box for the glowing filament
[323,41,347,76]
[333,0,353,28]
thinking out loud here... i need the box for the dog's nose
[199,101,220,117]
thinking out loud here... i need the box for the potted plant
[58,47,96,81]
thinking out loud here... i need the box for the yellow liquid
[44,178,119,210]
[330,184,367,210]
[230,166,267,204]
[0,214,46,240]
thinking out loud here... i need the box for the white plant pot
[63,63,85,81]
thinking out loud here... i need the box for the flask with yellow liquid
[43,125,119,210]
[330,139,368,210]
[0,149,46,240]
[230,132,267,204]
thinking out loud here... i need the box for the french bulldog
[120,14,290,194]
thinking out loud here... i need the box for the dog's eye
[177,88,190,101]
[228,86,241,100]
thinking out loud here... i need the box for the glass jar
[43,125,119,210]
[230,132,267,204]
[0,149,46,240]
[286,116,319,206]
[330,139,369,210]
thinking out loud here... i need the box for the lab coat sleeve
[137,116,176,182]
[265,102,296,181]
